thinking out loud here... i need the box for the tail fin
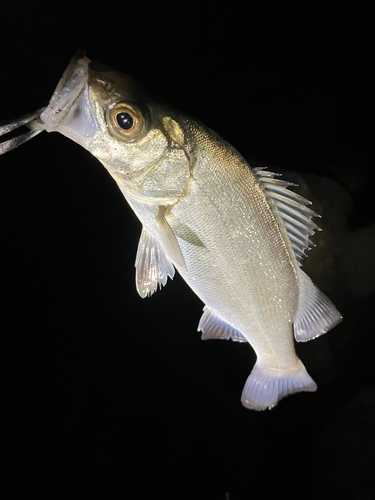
[241,360,317,410]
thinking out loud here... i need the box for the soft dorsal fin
[254,167,321,263]
[293,268,342,341]
[197,306,247,342]
[135,227,175,298]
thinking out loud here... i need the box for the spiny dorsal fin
[253,167,321,263]
[135,228,175,298]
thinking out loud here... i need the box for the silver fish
[0,53,342,410]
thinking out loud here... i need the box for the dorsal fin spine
[279,211,321,232]
[254,167,320,263]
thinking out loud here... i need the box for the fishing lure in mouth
[0,52,342,410]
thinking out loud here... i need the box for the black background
[1,1,374,499]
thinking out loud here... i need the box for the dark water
[0,2,373,499]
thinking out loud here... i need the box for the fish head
[38,53,192,201]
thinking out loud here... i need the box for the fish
[0,52,342,410]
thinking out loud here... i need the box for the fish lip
[40,52,91,131]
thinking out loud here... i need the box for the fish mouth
[40,52,90,131]
[0,52,99,156]
[40,52,100,147]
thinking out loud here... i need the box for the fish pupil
[116,112,133,130]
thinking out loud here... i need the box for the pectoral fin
[135,227,175,298]
[155,207,187,270]
[167,213,204,248]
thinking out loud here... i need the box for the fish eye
[116,112,133,130]
[106,102,145,141]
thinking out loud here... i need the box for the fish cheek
[137,148,191,199]
[90,128,169,178]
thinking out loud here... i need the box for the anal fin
[135,227,175,298]
[197,306,247,342]
[294,268,342,342]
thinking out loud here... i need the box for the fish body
[0,53,342,409]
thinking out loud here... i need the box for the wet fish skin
[0,54,342,410]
